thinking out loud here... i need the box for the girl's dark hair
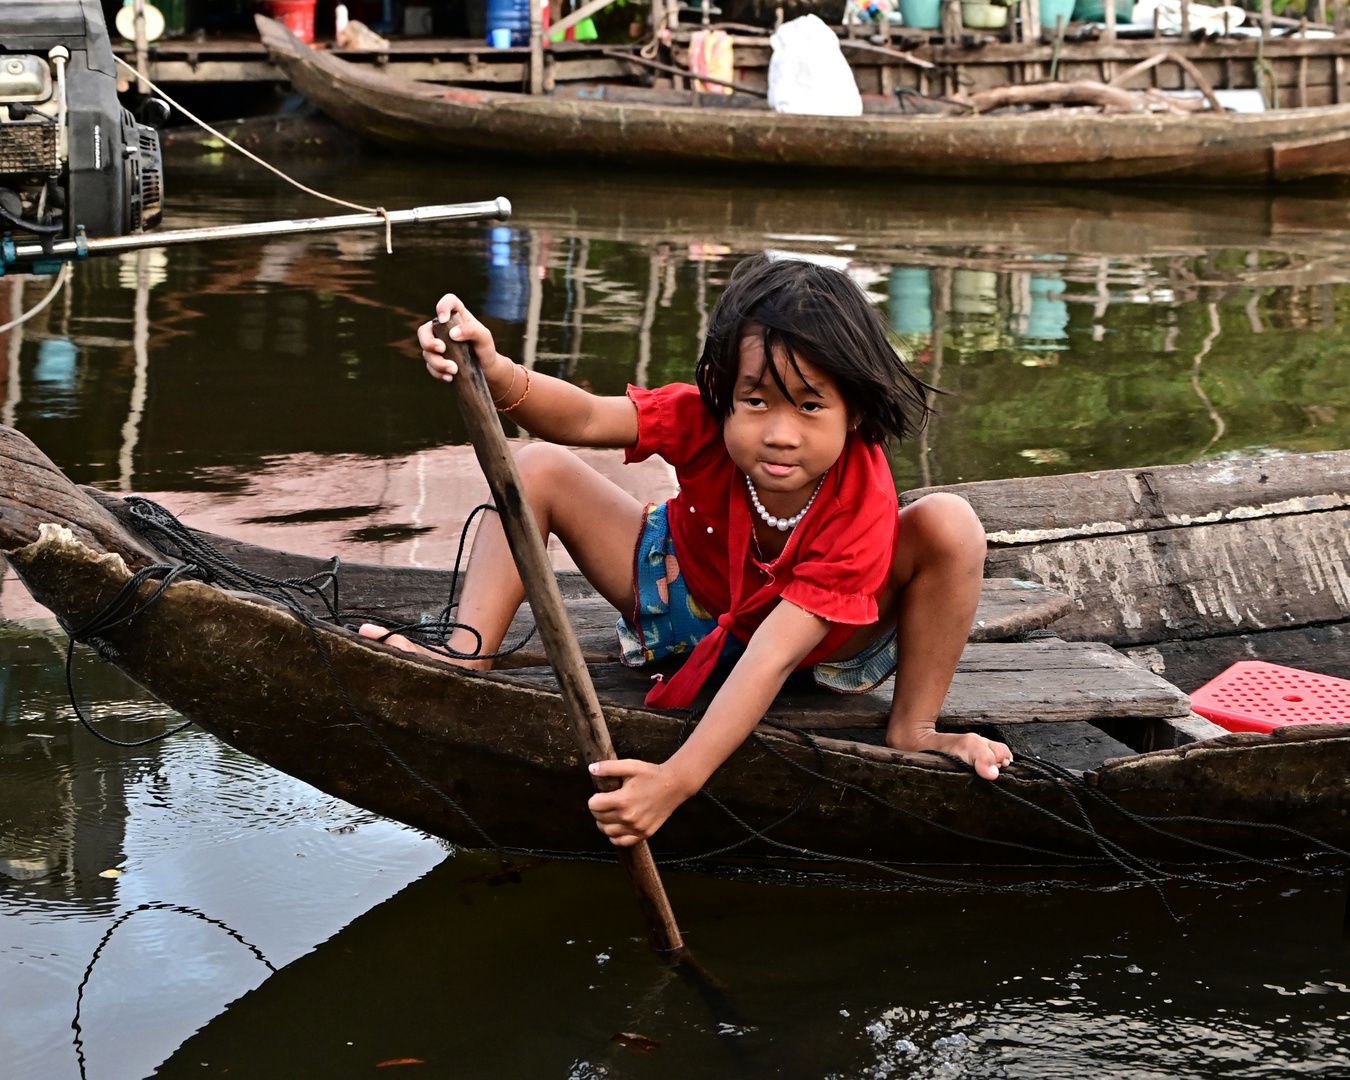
[695,254,934,446]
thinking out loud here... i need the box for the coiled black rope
[63,562,199,748]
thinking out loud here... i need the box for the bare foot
[887,727,1012,780]
[357,623,441,660]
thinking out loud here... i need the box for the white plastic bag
[768,15,864,117]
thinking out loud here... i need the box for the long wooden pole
[433,317,686,958]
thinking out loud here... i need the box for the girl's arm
[418,293,638,448]
[587,600,831,846]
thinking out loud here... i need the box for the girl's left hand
[586,759,693,846]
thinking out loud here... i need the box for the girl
[362,255,1011,848]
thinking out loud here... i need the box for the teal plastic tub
[1039,0,1076,27]
[898,0,942,29]
[1072,0,1131,21]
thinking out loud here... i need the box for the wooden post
[433,317,686,959]
[1180,0,1190,37]
[1262,0,1272,38]
[1023,0,1041,80]
[133,0,150,94]
[1050,14,1064,80]
[529,0,544,95]
[1104,0,1116,41]
[1337,0,1347,34]
[1319,0,1329,25]
[1337,53,1346,102]
[942,0,961,45]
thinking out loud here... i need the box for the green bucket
[898,0,943,29]
[1072,0,1131,21]
[1039,0,1076,27]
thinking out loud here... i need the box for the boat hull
[259,16,1350,184]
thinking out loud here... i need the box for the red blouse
[624,382,898,707]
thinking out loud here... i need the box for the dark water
[2,158,1349,1078]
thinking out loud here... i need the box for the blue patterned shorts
[618,502,729,667]
[617,501,897,694]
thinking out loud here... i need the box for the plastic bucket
[961,2,1008,27]
[898,0,942,29]
[1073,0,1130,20]
[268,0,315,43]
[486,0,530,44]
[1039,0,1076,28]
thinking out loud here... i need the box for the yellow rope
[112,55,393,253]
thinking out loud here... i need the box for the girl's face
[722,334,852,504]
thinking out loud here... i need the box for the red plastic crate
[1190,661,1350,734]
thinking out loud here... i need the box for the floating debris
[610,1032,660,1054]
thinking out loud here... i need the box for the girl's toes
[358,624,416,653]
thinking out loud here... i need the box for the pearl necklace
[744,472,825,532]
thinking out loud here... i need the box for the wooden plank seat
[501,639,1192,730]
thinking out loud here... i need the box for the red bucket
[269,0,316,42]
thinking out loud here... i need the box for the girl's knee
[513,441,576,489]
[899,493,986,566]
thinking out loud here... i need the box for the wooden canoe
[1,425,1347,867]
[257,14,1350,184]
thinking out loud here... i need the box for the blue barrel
[485,0,530,45]
[484,227,529,323]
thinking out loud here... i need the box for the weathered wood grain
[994,720,1138,773]
[902,449,1350,545]
[505,639,1191,728]
[0,437,154,567]
[986,509,1350,646]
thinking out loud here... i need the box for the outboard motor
[0,0,163,270]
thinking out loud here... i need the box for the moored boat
[257,14,1350,183]
[1,424,1346,870]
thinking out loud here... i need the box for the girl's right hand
[416,294,508,385]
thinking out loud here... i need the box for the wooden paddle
[432,316,687,958]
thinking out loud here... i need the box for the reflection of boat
[3,424,1348,866]
[258,15,1350,184]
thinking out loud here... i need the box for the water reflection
[145,850,1350,1080]
[0,631,443,1080]
[3,164,1346,507]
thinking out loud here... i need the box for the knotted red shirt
[624,383,899,707]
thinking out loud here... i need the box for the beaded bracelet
[491,363,522,406]
[499,367,532,413]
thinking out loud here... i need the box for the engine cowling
[0,0,164,255]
